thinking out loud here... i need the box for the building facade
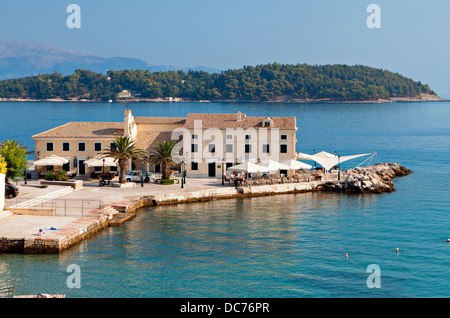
[32,109,297,178]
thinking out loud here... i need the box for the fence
[5,198,104,217]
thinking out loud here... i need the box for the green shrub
[0,155,6,174]
[44,170,68,181]
[156,178,175,185]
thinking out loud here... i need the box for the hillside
[0,63,440,102]
[0,41,221,80]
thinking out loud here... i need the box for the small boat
[108,99,113,103]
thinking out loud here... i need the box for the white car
[125,171,154,183]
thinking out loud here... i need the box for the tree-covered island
[0,63,442,103]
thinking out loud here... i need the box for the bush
[44,170,68,181]
[156,178,176,185]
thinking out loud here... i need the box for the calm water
[0,101,449,297]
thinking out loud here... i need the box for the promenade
[0,177,327,253]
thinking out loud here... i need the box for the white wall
[0,173,5,211]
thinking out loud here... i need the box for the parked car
[5,184,19,198]
[125,171,153,183]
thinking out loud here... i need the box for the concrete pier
[0,178,326,253]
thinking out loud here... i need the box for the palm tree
[147,140,178,180]
[103,136,147,184]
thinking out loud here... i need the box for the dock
[0,178,328,253]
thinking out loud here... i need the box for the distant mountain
[0,41,221,79]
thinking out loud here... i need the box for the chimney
[237,111,243,122]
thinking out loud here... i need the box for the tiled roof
[32,122,124,138]
[183,113,296,130]
[133,131,181,152]
[134,117,186,125]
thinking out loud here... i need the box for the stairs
[0,210,13,220]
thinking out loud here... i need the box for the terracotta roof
[133,131,181,152]
[134,117,186,125]
[32,122,124,139]
[183,113,296,130]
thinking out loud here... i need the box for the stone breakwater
[322,163,412,193]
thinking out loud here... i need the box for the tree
[0,140,28,183]
[0,155,6,174]
[102,136,147,184]
[147,141,178,180]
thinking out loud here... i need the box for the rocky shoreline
[322,162,413,194]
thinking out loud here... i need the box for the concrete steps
[7,186,74,209]
[0,210,13,220]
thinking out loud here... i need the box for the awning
[33,155,69,166]
[227,162,269,173]
[296,151,373,171]
[84,156,117,167]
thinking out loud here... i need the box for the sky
[1,0,450,96]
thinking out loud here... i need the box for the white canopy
[296,151,373,171]
[33,155,69,166]
[227,162,269,173]
[259,160,291,173]
[280,159,313,170]
[84,156,118,167]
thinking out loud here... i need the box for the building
[32,109,297,178]
[117,90,132,99]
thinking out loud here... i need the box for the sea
[0,100,449,298]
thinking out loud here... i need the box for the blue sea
[0,101,449,298]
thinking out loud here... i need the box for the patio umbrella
[259,160,290,173]
[227,162,269,173]
[84,156,117,167]
[33,154,69,166]
[280,159,313,170]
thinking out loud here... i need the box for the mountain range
[0,41,222,80]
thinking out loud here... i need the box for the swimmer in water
[345,253,348,258]
[396,248,399,254]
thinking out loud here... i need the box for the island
[0,63,444,103]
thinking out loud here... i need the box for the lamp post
[338,155,341,181]
[102,158,105,179]
[221,158,225,185]
[181,160,184,188]
[141,159,144,187]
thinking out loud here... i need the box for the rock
[321,162,412,194]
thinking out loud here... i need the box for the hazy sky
[1,0,450,96]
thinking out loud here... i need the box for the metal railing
[5,198,104,217]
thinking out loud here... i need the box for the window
[63,162,70,171]
[262,144,270,154]
[78,142,86,152]
[94,166,102,172]
[46,142,53,151]
[226,144,233,153]
[280,144,288,153]
[208,144,215,153]
[62,142,70,152]
[110,142,116,150]
[95,142,102,152]
[191,162,199,171]
[110,166,118,172]
[191,143,198,153]
[245,134,251,140]
[281,134,287,140]
[226,134,233,140]
[264,121,271,127]
[226,162,234,169]
[245,144,252,153]
[192,134,198,140]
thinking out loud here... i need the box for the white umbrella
[227,162,269,173]
[260,160,290,172]
[280,159,312,170]
[84,156,117,167]
[33,155,69,166]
